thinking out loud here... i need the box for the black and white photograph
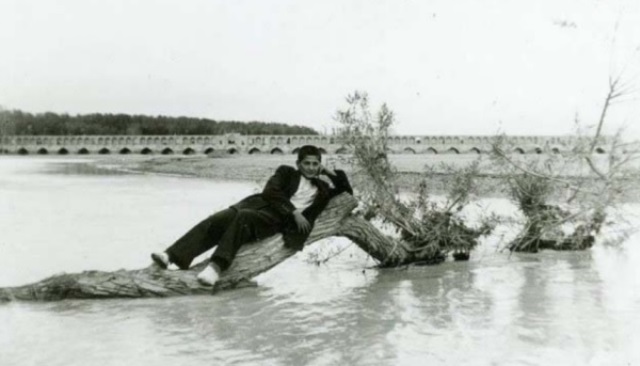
[1,1,639,365]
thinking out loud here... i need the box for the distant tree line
[0,110,319,136]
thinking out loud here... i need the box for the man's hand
[320,164,337,176]
[293,210,311,233]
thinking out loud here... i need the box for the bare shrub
[491,75,639,252]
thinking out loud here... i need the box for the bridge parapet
[0,134,610,155]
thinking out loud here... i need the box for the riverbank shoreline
[84,153,640,201]
[88,154,508,195]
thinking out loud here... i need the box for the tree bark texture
[0,193,408,302]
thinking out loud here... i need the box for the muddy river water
[1,157,639,365]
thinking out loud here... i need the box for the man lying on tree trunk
[151,145,353,286]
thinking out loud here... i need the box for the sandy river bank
[86,153,640,200]
[91,153,507,196]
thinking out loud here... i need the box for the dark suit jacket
[231,165,353,250]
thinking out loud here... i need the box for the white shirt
[290,176,318,210]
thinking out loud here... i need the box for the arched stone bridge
[0,133,607,155]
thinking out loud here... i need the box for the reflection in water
[1,157,640,366]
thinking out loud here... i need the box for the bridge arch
[58,148,69,155]
[99,148,110,154]
[183,147,196,155]
[17,147,29,155]
[291,147,300,154]
[204,147,215,155]
[78,148,90,155]
[161,148,174,155]
[37,148,49,155]
[248,147,261,154]
[318,147,327,154]
[446,147,460,154]
[227,148,238,155]
[1,134,594,156]
[140,147,153,155]
[270,147,284,155]
[120,147,131,154]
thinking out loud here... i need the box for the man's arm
[262,165,297,218]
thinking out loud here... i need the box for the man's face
[297,155,321,178]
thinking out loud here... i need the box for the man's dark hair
[297,145,322,162]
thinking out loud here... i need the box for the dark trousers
[166,207,283,271]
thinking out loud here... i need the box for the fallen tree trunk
[0,193,405,302]
[336,216,414,266]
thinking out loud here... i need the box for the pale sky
[1,0,639,137]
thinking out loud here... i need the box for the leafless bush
[491,75,639,252]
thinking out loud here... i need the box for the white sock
[197,264,220,286]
